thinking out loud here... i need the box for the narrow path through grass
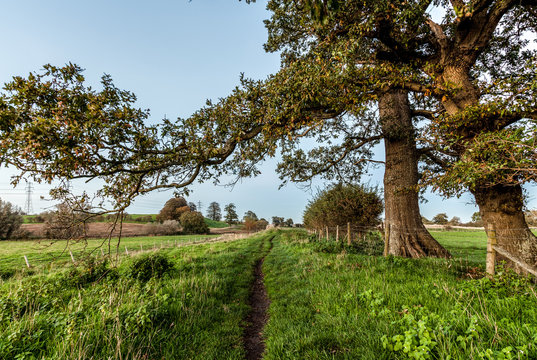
[243,234,274,360]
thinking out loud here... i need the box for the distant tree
[272,216,284,226]
[284,218,294,227]
[44,202,88,240]
[243,210,258,222]
[180,211,209,234]
[224,203,238,226]
[157,197,190,222]
[206,202,222,221]
[188,202,197,211]
[471,212,482,223]
[256,219,269,231]
[432,213,449,225]
[0,198,23,240]
[449,217,461,226]
[303,184,383,230]
[421,216,433,225]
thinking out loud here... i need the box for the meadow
[0,229,535,359]
[0,234,217,279]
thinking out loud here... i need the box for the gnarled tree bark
[380,89,451,258]
[472,184,537,271]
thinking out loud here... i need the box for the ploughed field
[0,230,535,359]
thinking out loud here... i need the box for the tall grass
[0,232,273,359]
[262,230,537,359]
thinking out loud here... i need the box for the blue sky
[0,0,535,222]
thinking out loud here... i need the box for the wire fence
[306,223,537,278]
[1,231,259,279]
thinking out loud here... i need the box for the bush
[303,183,383,230]
[180,211,209,234]
[256,219,269,231]
[0,198,23,240]
[128,253,175,282]
[66,258,117,287]
[142,220,181,236]
[10,227,31,240]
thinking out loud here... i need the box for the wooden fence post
[336,225,339,242]
[384,223,390,257]
[326,226,329,241]
[486,225,497,277]
[347,222,351,246]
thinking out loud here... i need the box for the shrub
[128,253,175,282]
[244,218,257,232]
[180,211,209,234]
[303,183,383,230]
[256,219,269,231]
[142,220,180,236]
[66,258,117,287]
[10,227,31,240]
[0,198,23,240]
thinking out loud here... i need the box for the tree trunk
[380,90,451,258]
[472,184,537,272]
[440,66,537,269]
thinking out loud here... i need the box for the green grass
[204,218,230,228]
[0,234,217,278]
[262,230,537,359]
[431,230,487,266]
[22,215,39,224]
[1,229,535,359]
[0,232,274,359]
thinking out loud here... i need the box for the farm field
[0,234,218,279]
[0,230,535,359]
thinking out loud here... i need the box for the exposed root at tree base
[243,238,273,360]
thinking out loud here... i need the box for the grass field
[0,232,273,359]
[0,234,217,279]
[262,230,537,359]
[1,229,535,359]
[431,229,487,265]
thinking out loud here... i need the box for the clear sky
[0,0,535,222]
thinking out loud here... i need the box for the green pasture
[0,234,217,279]
[0,229,535,359]
[0,232,273,360]
[262,230,537,359]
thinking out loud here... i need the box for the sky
[0,0,535,223]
